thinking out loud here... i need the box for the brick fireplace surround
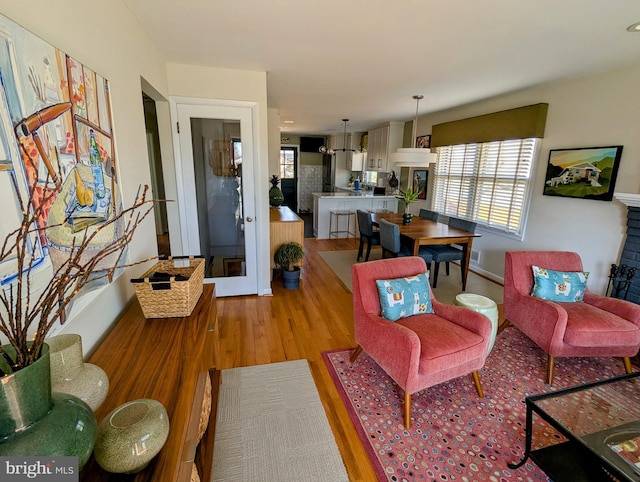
[613,193,640,304]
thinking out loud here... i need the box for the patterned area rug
[323,327,628,481]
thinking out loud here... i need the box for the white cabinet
[366,121,404,172]
[348,151,363,172]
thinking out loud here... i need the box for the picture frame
[543,146,623,201]
[412,169,428,200]
[416,135,431,149]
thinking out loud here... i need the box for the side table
[454,293,499,354]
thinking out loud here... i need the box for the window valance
[431,103,548,148]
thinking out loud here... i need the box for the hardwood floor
[217,237,376,481]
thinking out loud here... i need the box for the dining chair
[418,208,439,222]
[379,219,433,270]
[424,217,477,288]
[356,209,380,262]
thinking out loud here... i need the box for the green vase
[269,186,284,207]
[0,343,97,470]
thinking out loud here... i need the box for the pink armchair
[504,251,640,384]
[351,257,492,428]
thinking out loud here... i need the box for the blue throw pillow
[376,273,433,321]
[531,266,589,302]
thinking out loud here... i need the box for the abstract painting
[0,12,122,308]
[412,169,428,200]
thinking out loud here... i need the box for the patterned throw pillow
[531,266,589,302]
[375,273,433,321]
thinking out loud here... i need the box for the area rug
[211,359,348,482]
[318,249,503,305]
[323,327,627,481]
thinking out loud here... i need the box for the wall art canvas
[543,146,623,201]
[412,169,428,200]
[416,135,430,149]
[0,13,123,320]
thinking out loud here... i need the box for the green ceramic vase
[0,343,97,469]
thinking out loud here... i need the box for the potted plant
[274,242,304,289]
[396,188,419,224]
[269,174,284,207]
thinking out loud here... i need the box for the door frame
[169,96,268,296]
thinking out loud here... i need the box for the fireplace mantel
[614,192,640,208]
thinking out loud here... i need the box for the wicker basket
[131,256,205,318]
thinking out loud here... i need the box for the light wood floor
[216,237,500,481]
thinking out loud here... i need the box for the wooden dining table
[371,212,481,290]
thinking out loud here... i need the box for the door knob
[246,216,253,222]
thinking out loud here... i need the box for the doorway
[173,101,258,297]
[142,94,170,257]
[279,145,298,213]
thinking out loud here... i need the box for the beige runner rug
[211,359,348,482]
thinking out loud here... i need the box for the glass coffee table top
[511,372,640,482]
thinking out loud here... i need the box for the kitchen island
[312,191,398,239]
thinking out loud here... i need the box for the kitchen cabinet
[347,151,363,172]
[366,121,403,172]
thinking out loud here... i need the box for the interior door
[279,145,297,212]
[174,102,257,296]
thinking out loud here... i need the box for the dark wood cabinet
[80,284,219,481]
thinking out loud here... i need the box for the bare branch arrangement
[0,174,158,375]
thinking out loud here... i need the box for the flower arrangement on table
[396,188,419,223]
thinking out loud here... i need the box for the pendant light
[389,95,437,167]
[319,119,357,155]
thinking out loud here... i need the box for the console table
[269,206,304,270]
[80,284,219,481]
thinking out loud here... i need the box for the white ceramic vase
[94,398,170,473]
[47,333,109,411]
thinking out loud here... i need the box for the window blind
[432,138,538,235]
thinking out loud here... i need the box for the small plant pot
[402,213,413,224]
[282,268,301,289]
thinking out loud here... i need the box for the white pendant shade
[391,94,436,167]
[390,148,437,167]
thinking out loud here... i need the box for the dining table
[370,212,481,290]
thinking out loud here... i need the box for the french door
[173,100,257,296]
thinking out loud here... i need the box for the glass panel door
[175,103,257,296]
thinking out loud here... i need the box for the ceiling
[123,0,640,136]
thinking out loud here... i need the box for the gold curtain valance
[431,103,549,148]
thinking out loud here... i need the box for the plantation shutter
[432,138,537,235]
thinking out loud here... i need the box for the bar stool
[329,210,355,239]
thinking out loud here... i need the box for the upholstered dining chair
[424,217,477,289]
[356,209,380,262]
[351,256,492,428]
[503,250,640,384]
[418,208,439,222]
[378,218,433,270]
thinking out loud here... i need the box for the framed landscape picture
[543,146,623,201]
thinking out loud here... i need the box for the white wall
[1,1,170,354]
[165,63,272,295]
[414,64,640,294]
